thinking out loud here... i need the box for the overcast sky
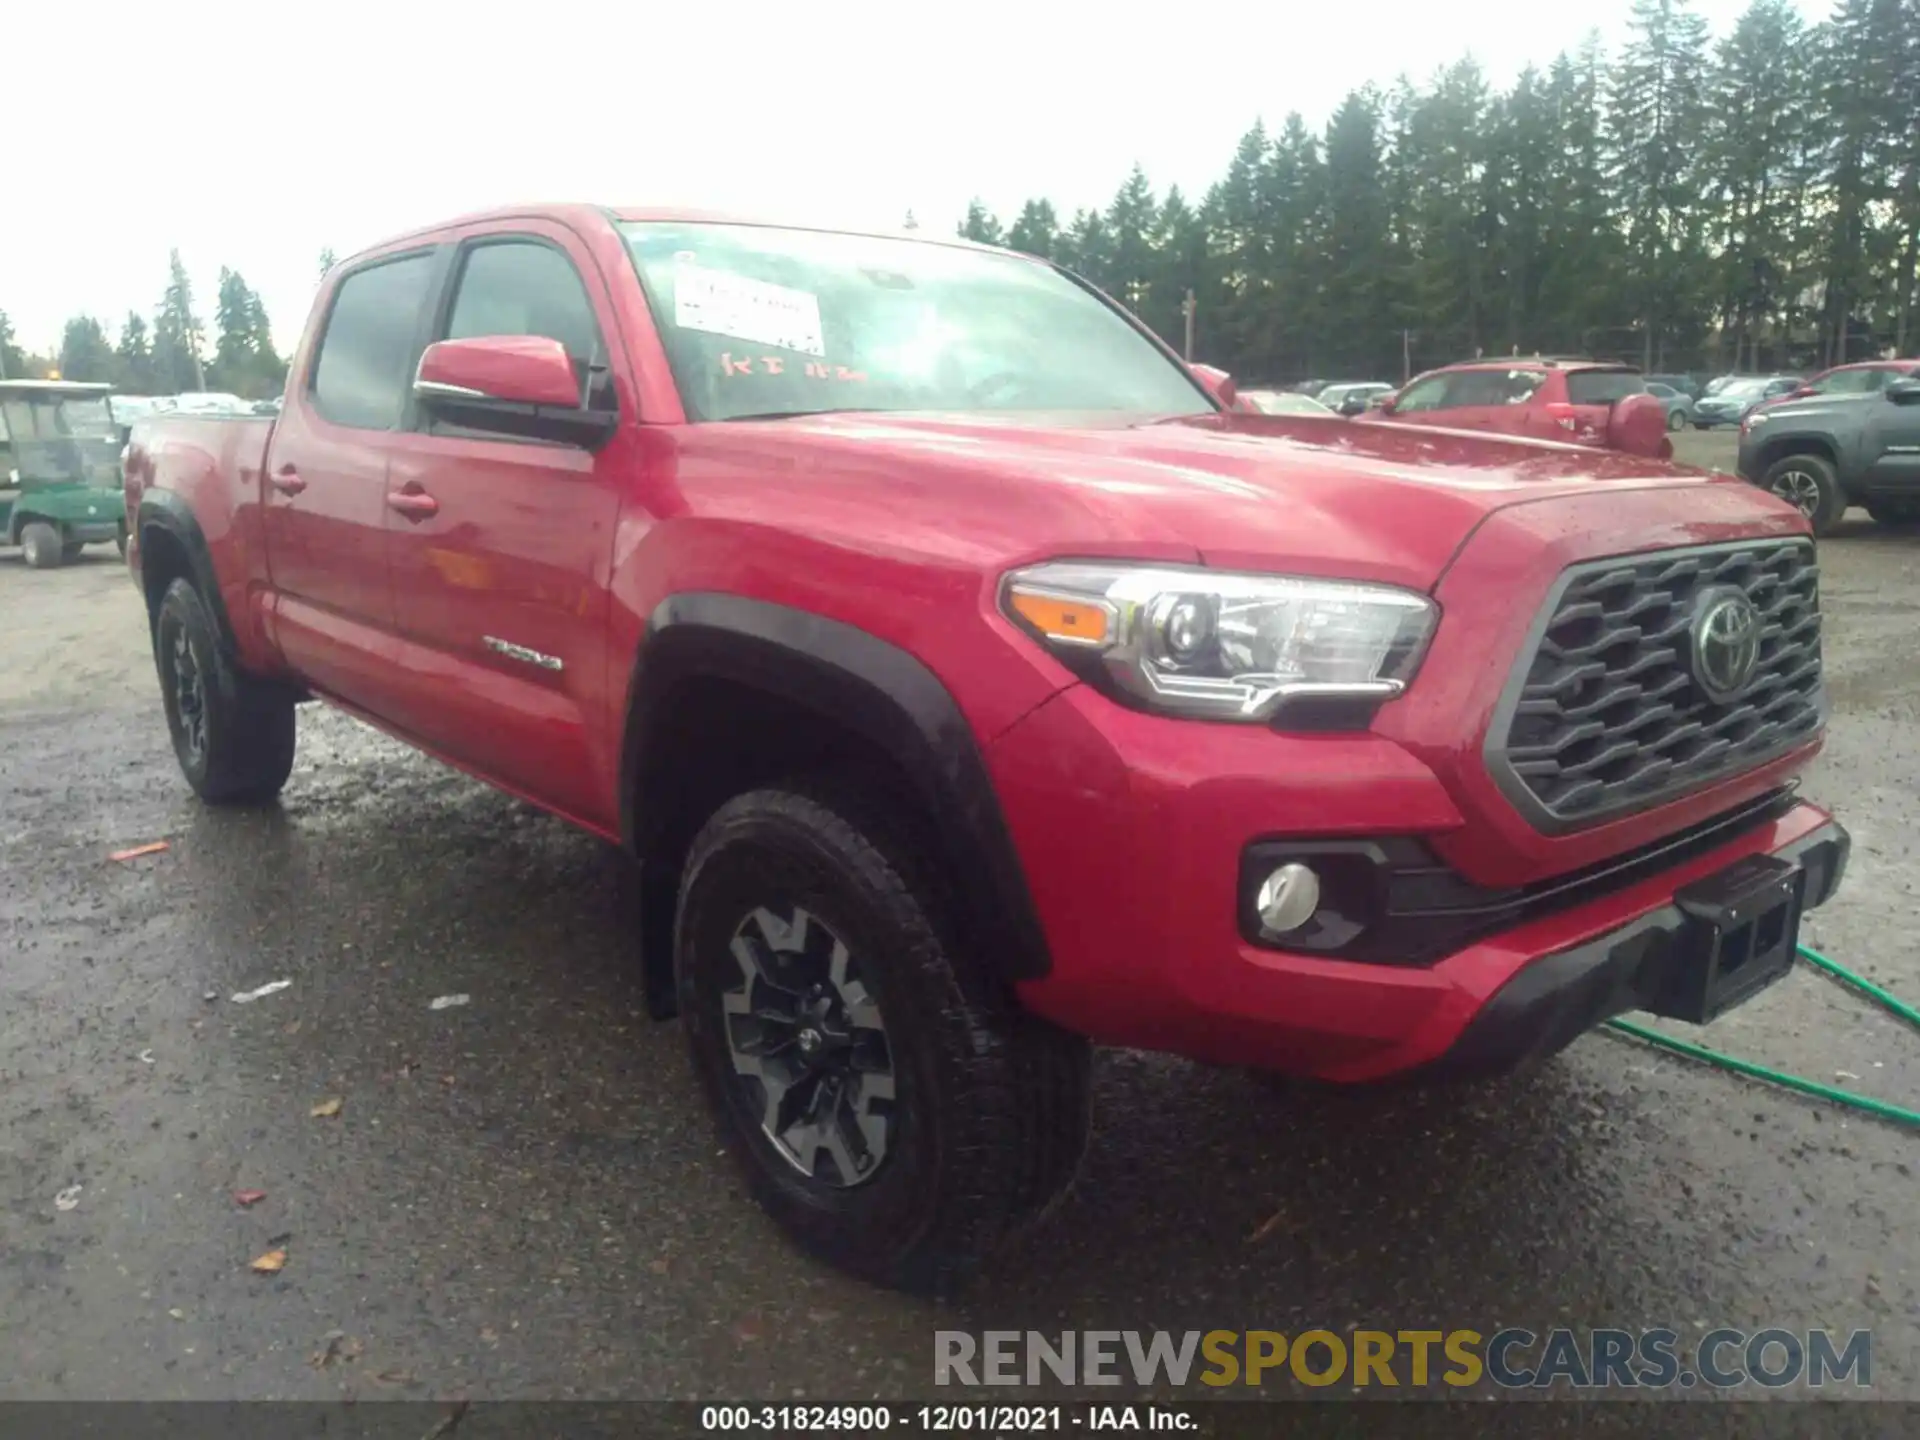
[2,0,1820,363]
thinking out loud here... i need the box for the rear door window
[1566,370,1647,406]
[309,254,436,431]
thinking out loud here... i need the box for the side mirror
[1189,363,1245,412]
[413,335,617,449]
[1887,379,1920,405]
[1338,395,1367,417]
[1373,393,1398,415]
[1790,385,1814,398]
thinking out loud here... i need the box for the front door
[377,226,628,829]
[262,250,438,706]
[1862,385,1920,493]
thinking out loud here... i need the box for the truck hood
[744,411,1747,592]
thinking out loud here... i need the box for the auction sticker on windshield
[673,263,826,356]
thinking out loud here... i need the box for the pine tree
[318,247,337,280]
[1609,0,1716,367]
[1702,0,1815,368]
[957,200,1004,245]
[1104,166,1160,313]
[1055,209,1114,289]
[1320,90,1397,374]
[1005,199,1060,259]
[0,308,22,380]
[115,313,156,393]
[154,250,207,392]
[57,317,115,382]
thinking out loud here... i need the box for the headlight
[1743,411,1769,429]
[1002,561,1438,722]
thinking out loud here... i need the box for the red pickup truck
[124,205,1847,1293]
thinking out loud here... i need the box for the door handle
[387,489,439,519]
[268,468,306,495]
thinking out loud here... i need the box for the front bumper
[1400,817,1846,1082]
[989,683,1844,1084]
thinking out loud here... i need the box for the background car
[1317,381,1397,416]
[1692,376,1801,429]
[1787,359,1920,399]
[1646,373,1703,400]
[1644,381,1695,432]
[1241,389,1336,417]
[1359,357,1671,457]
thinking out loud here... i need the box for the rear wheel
[676,786,1092,1294]
[153,578,297,804]
[1761,452,1846,536]
[1667,409,1687,432]
[20,521,63,569]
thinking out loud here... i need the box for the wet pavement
[3,472,1918,1404]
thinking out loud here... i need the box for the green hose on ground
[1601,944,1920,1130]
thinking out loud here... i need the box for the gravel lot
[3,432,1917,1411]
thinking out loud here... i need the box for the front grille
[1486,540,1824,832]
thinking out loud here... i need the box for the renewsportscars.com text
[934,1328,1871,1391]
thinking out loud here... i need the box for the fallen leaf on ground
[137,1049,156,1065]
[1247,1209,1295,1243]
[309,1330,361,1368]
[735,1313,764,1342]
[428,993,471,1011]
[168,1308,187,1321]
[283,1020,302,1036]
[231,979,293,1004]
[54,1185,82,1212]
[648,1257,670,1275]
[309,1097,343,1118]
[110,841,170,862]
[250,1249,287,1274]
[371,1366,417,1386]
[233,1189,267,1207]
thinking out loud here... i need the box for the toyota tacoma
[1738,369,1920,534]
[123,205,1847,1292]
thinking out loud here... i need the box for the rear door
[261,250,438,709]
[377,222,630,828]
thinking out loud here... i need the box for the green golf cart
[0,380,128,569]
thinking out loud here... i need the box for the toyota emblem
[1690,590,1761,703]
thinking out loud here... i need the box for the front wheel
[154,579,297,803]
[1761,453,1847,536]
[20,521,63,569]
[1668,409,1687,432]
[676,786,1092,1294]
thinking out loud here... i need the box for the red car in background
[1361,358,1673,458]
[1759,358,1920,411]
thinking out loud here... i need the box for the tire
[1761,452,1847,537]
[675,785,1092,1294]
[153,578,297,804]
[1668,409,1686,432]
[20,521,63,569]
[61,541,85,563]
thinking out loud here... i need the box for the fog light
[1256,863,1321,935]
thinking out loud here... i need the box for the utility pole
[1182,289,1196,361]
[1401,330,1413,383]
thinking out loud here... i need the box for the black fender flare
[620,592,1052,982]
[136,491,241,657]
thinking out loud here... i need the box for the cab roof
[348,202,1018,266]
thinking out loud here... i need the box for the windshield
[60,398,117,438]
[1720,379,1770,399]
[621,222,1213,422]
